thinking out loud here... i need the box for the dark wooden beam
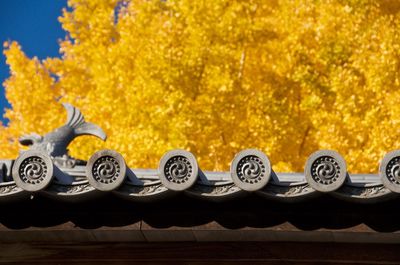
[0,242,399,264]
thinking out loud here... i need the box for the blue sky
[0,0,67,124]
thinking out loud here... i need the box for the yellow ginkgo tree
[2,0,400,173]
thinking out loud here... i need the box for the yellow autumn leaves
[2,0,400,173]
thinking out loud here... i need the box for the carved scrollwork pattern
[189,183,241,195]
[332,185,395,203]
[134,184,167,195]
[185,183,243,201]
[119,183,168,196]
[257,184,316,200]
[114,182,171,202]
[336,185,391,198]
[0,184,23,195]
[48,183,94,194]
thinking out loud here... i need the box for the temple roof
[2,103,400,256]
[0,103,399,204]
[0,146,398,204]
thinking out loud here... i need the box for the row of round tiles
[11,149,400,193]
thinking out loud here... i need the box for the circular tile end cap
[12,150,54,192]
[305,150,347,193]
[379,150,400,193]
[158,149,199,191]
[230,149,272,192]
[86,149,127,191]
